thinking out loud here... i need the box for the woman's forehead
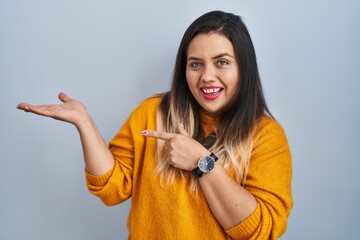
[187,33,235,59]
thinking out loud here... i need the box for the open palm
[17,92,88,126]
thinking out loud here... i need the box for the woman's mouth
[201,87,223,100]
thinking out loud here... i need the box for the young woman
[17,10,293,239]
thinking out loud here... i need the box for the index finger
[141,130,175,140]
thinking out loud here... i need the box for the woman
[17,10,293,239]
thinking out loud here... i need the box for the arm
[17,92,114,175]
[143,120,293,239]
[198,162,258,230]
[142,124,257,229]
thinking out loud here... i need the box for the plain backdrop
[1,0,359,239]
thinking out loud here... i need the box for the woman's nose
[200,65,216,82]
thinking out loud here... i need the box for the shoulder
[130,95,162,116]
[125,95,163,128]
[252,115,290,157]
[135,95,162,111]
[253,115,287,140]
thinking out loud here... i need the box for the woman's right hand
[18,92,115,175]
[17,92,88,127]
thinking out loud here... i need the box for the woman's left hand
[141,124,209,171]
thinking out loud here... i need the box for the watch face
[198,156,215,173]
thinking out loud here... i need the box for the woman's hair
[156,10,271,190]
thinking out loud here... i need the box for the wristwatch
[192,153,218,178]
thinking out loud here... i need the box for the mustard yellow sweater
[86,96,293,240]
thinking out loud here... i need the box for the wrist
[192,149,211,169]
[74,111,93,130]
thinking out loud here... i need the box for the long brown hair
[156,11,272,190]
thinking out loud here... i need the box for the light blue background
[1,0,359,239]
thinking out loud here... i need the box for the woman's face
[186,33,239,117]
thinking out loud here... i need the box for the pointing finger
[141,130,175,140]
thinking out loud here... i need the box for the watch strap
[193,166,204,178]
[210,152,218,161]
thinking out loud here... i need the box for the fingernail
[25,106,30,110]
[141,130,148,135]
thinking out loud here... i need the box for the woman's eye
[190,62,202,68]
[217,60,228,66]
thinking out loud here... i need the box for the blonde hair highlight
[154,100,254,191]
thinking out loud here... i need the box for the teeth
[202,88,221,94]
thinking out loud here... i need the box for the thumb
[58,92,72,103]
[178,123,190,137]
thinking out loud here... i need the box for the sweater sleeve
[225,117,293,240]
[85,97,158,206]
[85,97,159,206]
[85,114,135,206]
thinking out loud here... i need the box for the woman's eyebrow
[187,56,201,61]
[187,53,235,62]
[212,53,235,59]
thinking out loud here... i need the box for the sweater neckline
[200,111,219,125]
[200,111,219,136]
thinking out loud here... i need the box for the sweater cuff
[225,203,261,240]
[85,167,114,187]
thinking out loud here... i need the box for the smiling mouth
[201,87,223,95]
[200,87,223,100]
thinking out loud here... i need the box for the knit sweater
[86,96,293,240]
